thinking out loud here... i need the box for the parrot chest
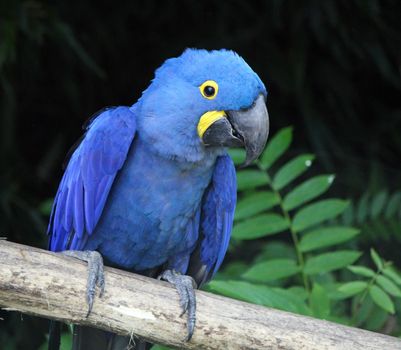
[88,138,217,270]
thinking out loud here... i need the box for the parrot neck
[131,102,226,166]
[136,132,223,170]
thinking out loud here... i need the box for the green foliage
[235,191,278,221]
[241,258,300,282]
[340,190,401,245]
[338,248,401,317]
[232,213,289,239]
[299,227,360,253]
[151,346,171,350]
[282,175,335,211]
[304,251,361,275]
[259,127,292,170]
[207,280,311,316]
[38,333,72,350]
[209,127,401,337]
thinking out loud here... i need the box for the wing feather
[188,155,236,286]
[48,106,136,252]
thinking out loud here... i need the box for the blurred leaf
[369,285,395,314]
[60,333,73,350]
[370,190,388,219]
[325,282,351,300]
[287,286,308,301]
[208,280,311,315]
[254,241,296,262]
[235,191,278,221]
[383,267,401,286]
[232,214,289,240]
[357,193,369,224]
[228,149,246,165]
[0,20,17,69]
[299,226,360,252]
[259,127,292,170]
[304,250,361,275]
[39,198,53,216]
[283,175,335,211]
[242,258,300,282]
[39,332,72,350]
[272,154,314,190]
[385,191,401,219]
[354,295,374,327]
[337,281,368,298]
[151,345,172,350]
[376,275,401,297]
[364,306,388,331]
[219,262,249,279]
[370,248,383,270]
[348,265,375,278]
[236,170,270,191]
[292,199,349,232]
[341,202,354,226]
[310,283,330,318]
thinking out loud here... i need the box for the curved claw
[61,250,105,317]
[159,270,197,341]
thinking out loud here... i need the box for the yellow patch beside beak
[197,110,227,138]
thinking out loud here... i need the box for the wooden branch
[0,241,400,350]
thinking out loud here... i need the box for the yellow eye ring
[199,80,218,100]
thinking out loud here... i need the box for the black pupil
[204,85,215,97]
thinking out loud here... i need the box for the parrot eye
[200,80,218,100]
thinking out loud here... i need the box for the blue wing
[48,106,136,252]
[187,155,237,286]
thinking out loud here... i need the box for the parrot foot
[159,269,197,341]
[61,250,105,317]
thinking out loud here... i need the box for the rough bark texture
[0,240,400,350]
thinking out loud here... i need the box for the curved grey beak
[228,94,269,166]
[201,94,269,166]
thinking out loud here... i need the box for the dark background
[1,1,400,348]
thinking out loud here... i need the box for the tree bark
[0,240,400,349]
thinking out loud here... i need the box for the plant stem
[350,262,387,326]
[265,172,311,293]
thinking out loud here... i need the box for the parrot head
[137,49,269,165]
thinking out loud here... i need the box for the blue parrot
[47,48,268,350]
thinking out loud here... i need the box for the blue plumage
[49,107,136,252]
[49,47,267,285]
[196,155,236,284]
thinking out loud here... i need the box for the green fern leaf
[376,275,401,297]
[370,248,383,270]
[385,191,401,219]
[292,199,349,232]
[235,191,279,221]
[283,175,335,211]
[232,214,289,240]
[299,226,359,252]
[370,190,388,219]
[304,250,361,275]
[348,265,375,278]
[259,127,292,170]
[242,258,300,282]
[272,154,314,190]
[237,170,270,191]
[369,285,395,314]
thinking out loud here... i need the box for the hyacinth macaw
[47,49,269,350]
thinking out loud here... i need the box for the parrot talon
[61,250,105,317]
[159,269,197,341]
